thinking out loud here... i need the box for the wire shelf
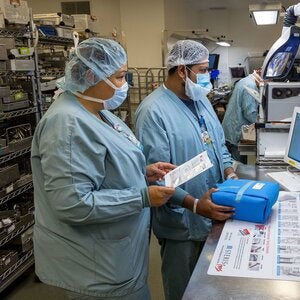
[38,34,74,46]
[0,146,31,165]
[0,218,34,247]
[0,107,37,120]
[0,182,33,206]
[0,27,28,38]
[40,70,65,78]
[0,250,34,290]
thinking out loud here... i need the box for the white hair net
[57,38,127,93]
[166,40,209,70]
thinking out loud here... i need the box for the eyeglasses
[186,66,209,75]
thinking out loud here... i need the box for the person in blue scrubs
[135,40,236,300]
[31,38,177,300]
[222,69,262,163]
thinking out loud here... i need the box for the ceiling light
[216,41,231,47]
[249,3,282,25]
[216,36,233,47]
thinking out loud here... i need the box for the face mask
[185,76,212,101]
[197,73,212,89]
[185,68,212,101]
[74,80,128,110]
[103,80,129,110]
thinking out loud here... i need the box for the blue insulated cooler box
[211,179,280,223]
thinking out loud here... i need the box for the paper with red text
[208,192,300,281]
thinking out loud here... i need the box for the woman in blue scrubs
[31,38,175,300]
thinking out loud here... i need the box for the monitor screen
[229,66,246,78]
[284,107,300,171]
[209,54,220,70]
[265,52,292,78]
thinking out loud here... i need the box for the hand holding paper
[164,151,213,188]
[146,162,176,183]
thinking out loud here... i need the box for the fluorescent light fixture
[249,3,281,25]
[216,41,231,47]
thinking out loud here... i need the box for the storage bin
[0,250,18,274]
[1,100,30,112]
[72,14,94,31]
[0,45,7,60]
[56,27,73,39]
[0,61,6,70]
[0,86,10,97]
[6,59,35,71]
[0,0,29,25]
[0,164,20,189]
[37,25,57,36]
[0,37,15,50]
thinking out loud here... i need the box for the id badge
[201,130,211,145]
[128,133,144,151]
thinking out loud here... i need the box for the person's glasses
[186,66,209,75]
[198,67,209,73]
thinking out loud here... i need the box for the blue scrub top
[31,91,151,298]
[135,86,233,241]
[222,74,259,145]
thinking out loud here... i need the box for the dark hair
[168,66,178,76]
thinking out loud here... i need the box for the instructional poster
[208,192,300,281]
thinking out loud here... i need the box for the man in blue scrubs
[222,69,262,163]
[135,40,236,300]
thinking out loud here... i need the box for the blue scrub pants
[159,238,205,300]
[66,284,150,300]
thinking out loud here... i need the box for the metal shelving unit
[0,250,34,293]
[0,18,36,292]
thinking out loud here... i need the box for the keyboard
[267,171,300,192]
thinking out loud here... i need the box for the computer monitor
[229,66,247,79]
[262,26,300,81]
[209,54,220,70]
[284,106,300,170]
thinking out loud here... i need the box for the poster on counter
[208,191,300,281]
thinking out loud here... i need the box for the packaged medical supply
[211,179,279,223]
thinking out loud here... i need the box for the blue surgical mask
[103,79,129,110]
[73,80,128,111]
[196,73,212,88]
[185,68,212,101]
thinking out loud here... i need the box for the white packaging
[56,27,73,39]
[7,59,35,71]
[0,0,29,25]
[72,14,95,31]
[33,13,74,27]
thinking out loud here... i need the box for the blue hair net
[166,40,209,70]
[57,38,127,93]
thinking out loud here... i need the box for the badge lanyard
[113,123,144,151]
[99,112,144,151]
[199,115,212,145]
